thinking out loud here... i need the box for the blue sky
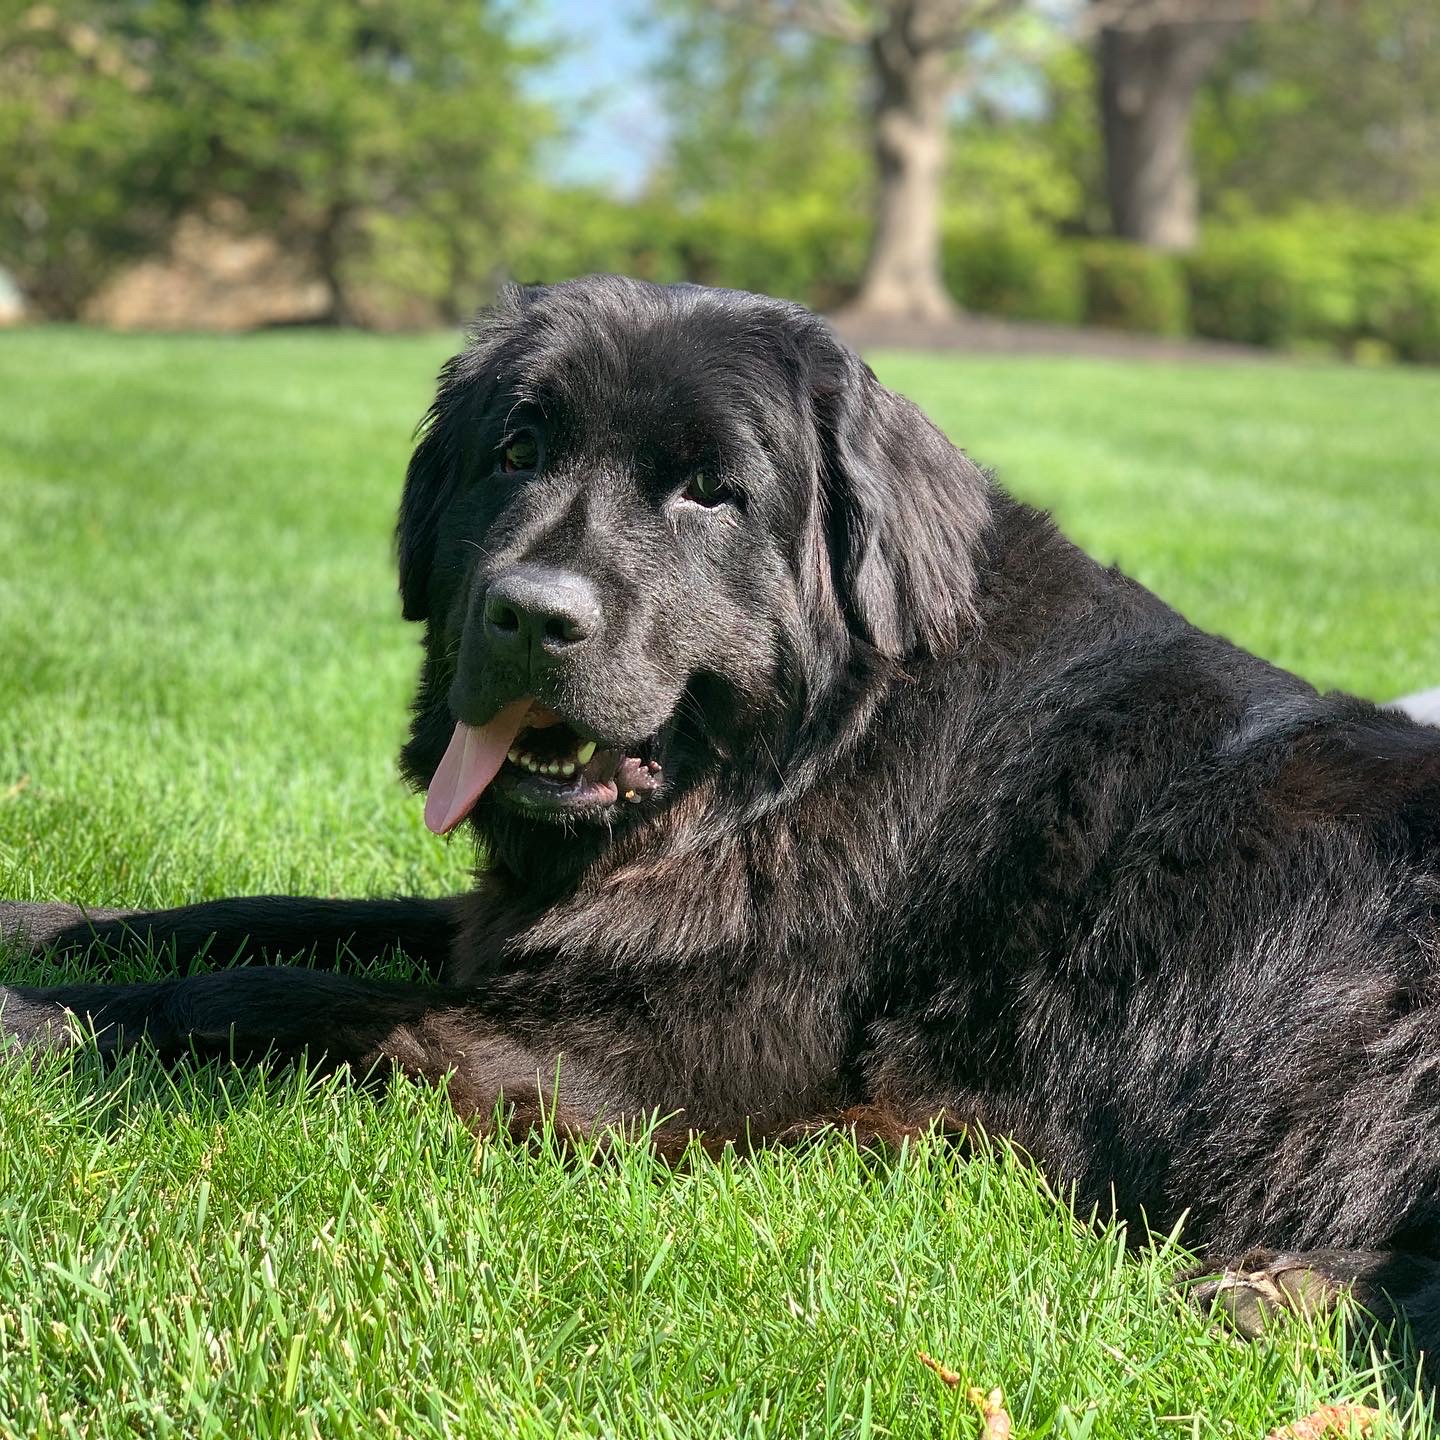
[522,0,671,196]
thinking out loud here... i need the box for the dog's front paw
[0,902,133,958]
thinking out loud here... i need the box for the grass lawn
[2,328,1438,1438]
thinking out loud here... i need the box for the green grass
[2,329,1438,1438]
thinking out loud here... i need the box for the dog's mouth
[424,699,662,834]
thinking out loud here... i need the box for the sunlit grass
[2,329,1438,1436]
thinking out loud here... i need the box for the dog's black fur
[5,276,1440,1344]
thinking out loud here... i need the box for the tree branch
[706,0,1035,51]
[1077,0,1308,35]
[922,0,1032,49]
[704,0,872,45]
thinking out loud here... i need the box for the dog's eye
[682,471,733,507]
[500,436,539,474]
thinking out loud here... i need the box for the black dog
[5,276,1440,1346]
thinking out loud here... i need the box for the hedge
[1076,240,1189,337]
[1184,232,1352,350]
[1182,211,1440,361]
[942,223,1085,326]
[373,192,1440,361]
[945,212,1439,357]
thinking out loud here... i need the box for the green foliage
[943,222,1084,325]
[509,200,1438,361]
[0,0,189,317]
[1185,223,1356,351]
[1183,210,1440,358]
[0,0,554,322]
[1197,0,1440,218]
[166,0,553,324]
[636,3,873,312]
[678,196,870,309]
[944,127,1088,235]
[647,2,867,212]
[505,192,868,313]
[1343,217,1440,365]
[1078,241,1189,337]
[629,0,1436,363]
[507,192,690,290]
[5,0,1438,364]
[945,39,1103,236]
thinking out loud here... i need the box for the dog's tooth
[576,741,597,765]
[562,762,575,777]
[546,762,560,776]
[524,757,539,772]
[507,749,519,764]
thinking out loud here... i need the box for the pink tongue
[424,699,534,835]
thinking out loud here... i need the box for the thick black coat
[5,278,1440,1341]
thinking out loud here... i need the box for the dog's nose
[483,566,600,668]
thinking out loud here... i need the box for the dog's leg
[0,966,625,1129]
[0,961,856,1153]
[1190,1246,1440,1353]
[0,967,541,1130]
[0,968,455,1061]
[2,921,861,1147]
[0,896,462,975]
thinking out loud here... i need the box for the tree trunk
[314,202,356,326]
[850,9,955,321]
[1098,18,1238,252]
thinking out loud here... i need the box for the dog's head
[397,277,990,875]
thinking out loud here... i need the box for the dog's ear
[396,357,465,623]
[813,348,990,658]
[396,286,546,622]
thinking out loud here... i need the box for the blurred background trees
[1093,0,1264,252]
[1,0,1436,358]
[0,0,547,321]
[690,0,1040,322]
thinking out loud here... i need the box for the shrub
[1343,215,1440,364]
[678,196,870,310]
[507,194,692,290]
[1077,241,1189,336]
[1388,258,1440,365]
[508,194,869,313]
[942,223,1085,325]
[1183,221,1357,351]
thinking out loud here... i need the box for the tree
[710,0,1029,321]
[649,2,867,210]
[0,0,554,322]
[0,1,189,317]
[1195,0,1440,215]
[1090,0,1262,251]
[166,0,553,324]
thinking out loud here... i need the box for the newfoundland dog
[5,276,1440,1346]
